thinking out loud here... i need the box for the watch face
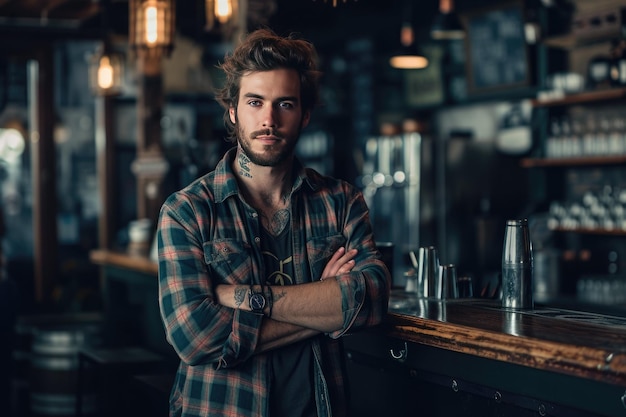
[250,293,266,312]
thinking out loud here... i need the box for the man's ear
[301,111,311,129]
[229,107,236,124]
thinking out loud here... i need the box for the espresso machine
[359,130,425,288]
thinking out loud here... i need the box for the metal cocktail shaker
[439,264,459,300]
[417,246,441,298]
[501,219,534,310]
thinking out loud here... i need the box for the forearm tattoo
[234,286,247,308]
[273,288,286,304]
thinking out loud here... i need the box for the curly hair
[215,28,321,142]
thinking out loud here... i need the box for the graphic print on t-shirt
[262,251,294,286]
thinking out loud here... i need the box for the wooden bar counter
[90,248,158,276]
[385,296,626,386]
[344,293,626,417]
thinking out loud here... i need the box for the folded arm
[216,247,358,350]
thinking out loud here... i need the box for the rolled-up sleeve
[158,193,262,368]
[327,187,390,339]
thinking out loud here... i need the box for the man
[157,28,390,417]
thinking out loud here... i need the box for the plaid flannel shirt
[157,147,390,417]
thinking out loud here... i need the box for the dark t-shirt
[261,224,316,417]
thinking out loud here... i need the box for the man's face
[229,68,310,167]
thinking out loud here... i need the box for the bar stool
[76,346,165,417]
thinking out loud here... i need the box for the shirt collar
[213,147,317,204]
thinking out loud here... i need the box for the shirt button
[254,237,260,243]
[251,212,258,218]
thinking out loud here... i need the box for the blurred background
[2,0,626,415]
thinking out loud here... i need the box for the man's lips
[251,129,284,141]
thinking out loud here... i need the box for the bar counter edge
[383,309,626,386]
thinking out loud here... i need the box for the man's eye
[279,102,294,109]
[248,100,261,106]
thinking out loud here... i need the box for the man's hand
[320,247,357,281]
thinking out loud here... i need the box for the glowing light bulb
[215,0,232,24]
[97,56,114,90]
[145,5,159,45]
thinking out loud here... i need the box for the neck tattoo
[238,152,252,178]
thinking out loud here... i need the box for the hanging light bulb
[215,0,232,23]
[129,0,175,55]
[90,44,123,96]
[144,3,161,45]
[206,0,238,31]
[97,56,114,90]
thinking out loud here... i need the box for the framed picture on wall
[405,43,445,108]
[464,1,531,96]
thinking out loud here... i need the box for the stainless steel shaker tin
[440,264,459,300]
[417,246,440,298]
[501,219,534,310]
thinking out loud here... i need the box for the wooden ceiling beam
[0,0,102,21]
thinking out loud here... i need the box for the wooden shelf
[549,226,626,236]
[543,32,619,50]
[521,155,626,168]
[531,88,626,108]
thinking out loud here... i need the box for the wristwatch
[249,288,266,314]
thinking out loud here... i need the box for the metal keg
[29,323,102,417]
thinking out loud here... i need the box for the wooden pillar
[132,52,169,226]
[95,95,116,249]
[28,48,57,304]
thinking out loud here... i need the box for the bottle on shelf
[546,117,561,158]
[608,113,625,154]
[583,115,597,156]
[609,38,626,87]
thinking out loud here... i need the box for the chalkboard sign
[465,2,530,95]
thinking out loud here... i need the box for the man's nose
[261,105,277,127]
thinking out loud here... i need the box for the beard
[235,118,302,168]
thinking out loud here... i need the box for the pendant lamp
[390,22,429,70]
[390,2,428,69]
[89,0,123,96]
[129,0,175,56]
[90,43,123,96]
[431,0,465,40]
